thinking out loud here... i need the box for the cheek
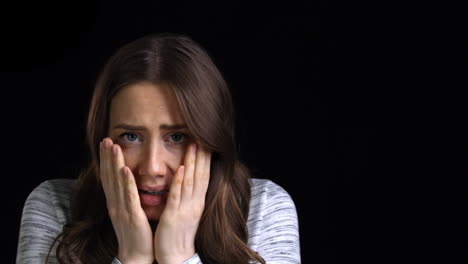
[168,147,186,166]
[121,146,185,171]
[120,148,139,168]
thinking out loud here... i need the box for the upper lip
[138,185,169,192]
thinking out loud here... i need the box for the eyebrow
[113,123,188,131]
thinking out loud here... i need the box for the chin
[147,214,159,221]
[143,205,163,221]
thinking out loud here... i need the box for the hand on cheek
[99,138,154,264]
[154,143,212,264]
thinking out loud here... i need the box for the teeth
[140,189,168,195]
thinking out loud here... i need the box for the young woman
[17,33,301,264]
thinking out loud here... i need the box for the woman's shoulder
[249,178,297,208]
[249,178,291,196]
[25,179,78,219]
[29,178,77,199]
[246,178,299,247]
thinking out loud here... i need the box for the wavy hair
[46,33,265,264]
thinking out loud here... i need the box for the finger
[192,146,206,198]
[99,140,107,187]
[106,138,123,192]
[112,143,132,204]
[180,144,196,204]
[193,148,211,201]
[111,143,125,182]
[100,138,115,200]
[166,165,184,211]
[121,166,142,213]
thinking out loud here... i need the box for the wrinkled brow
[113,123,188,131]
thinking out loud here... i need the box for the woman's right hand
[100,137,154,264]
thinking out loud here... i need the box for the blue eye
[120,132,139,142]
[127,133,138,141]
[170,132,186,143]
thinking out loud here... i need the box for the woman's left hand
[154,143,212,264]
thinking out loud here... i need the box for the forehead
[109,82,185,126]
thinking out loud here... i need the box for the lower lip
[139,191,168,206]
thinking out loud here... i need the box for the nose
[137,142,168,178]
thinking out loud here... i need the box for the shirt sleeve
[255,181,301,263]
[16,181,66,264]
[182,253,202,263]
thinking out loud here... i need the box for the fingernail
[112,145,118,155]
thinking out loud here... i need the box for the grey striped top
[17,178,301,263]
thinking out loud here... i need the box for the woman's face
[108,81,192,220]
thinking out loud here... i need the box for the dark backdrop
[1,0,380,263]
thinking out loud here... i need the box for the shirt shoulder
[30,178,77,201]
[26,178,77,224]
[249,178,296,207]
[246,178,301,262]
[17,179,78,263]
[247,178,298,227]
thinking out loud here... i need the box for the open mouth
[138,189,169,195]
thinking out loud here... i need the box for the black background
[2,0,382,263]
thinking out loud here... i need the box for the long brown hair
[46,33,265,264]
